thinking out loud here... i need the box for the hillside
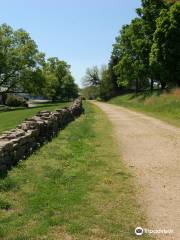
[108,89,180,127]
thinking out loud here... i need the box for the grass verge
[108,89,180,127]
[0,102,70,133]
[0,102,151,240]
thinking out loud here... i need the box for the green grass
[108,89,180,127]
[0,102,70,133]
[0,102,152,240]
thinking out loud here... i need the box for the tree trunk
[52,97,56,102]
[161,82,166,90]
[150,79,154,92]
[135,79,139,94]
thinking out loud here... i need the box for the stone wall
[0,98,84,174]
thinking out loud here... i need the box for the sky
[0,0,141,87]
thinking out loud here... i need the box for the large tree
[136,0,166,38]
[99,65,117,101]
[150,2,180,88]
[43,57,78,101]
[113,19,149,92]
[0,24,42,102]
[136,0,167,90]
[109,0,168,93]
[61,74,78,101]
[82,66,101,87]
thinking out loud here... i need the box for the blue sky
[0,0,141,86]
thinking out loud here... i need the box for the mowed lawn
[0,102,70,133]
[0,102,151,240]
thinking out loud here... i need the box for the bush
[5,95,28,107]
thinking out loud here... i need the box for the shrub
[5,95,28,107]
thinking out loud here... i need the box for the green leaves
[108,0,180,92]
[112,18,150,91]
[0,24,41,94]
[0,23,78,101]
[42,57,78,101]
[150,2,180,87]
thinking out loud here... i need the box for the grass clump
[0,198,11,210]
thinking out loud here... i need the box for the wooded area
[82,0,180,100]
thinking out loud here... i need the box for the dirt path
[93,101,180,240]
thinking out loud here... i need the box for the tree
[112,19,149,93]
[136,0,167,91]
[81,86,100,100]
[43,57,78,101]
[99,66,117,101]
[61,75,78,101]
[82,64,119,100]
[20,52,46,96]
[82,66,101,87]
[112,25,133,89]
[109,1,169,93]
[108,55,120,92]
[136,0,166,38]
[0,24,42,102]
[150,2,180,88]
[0,23,78,104]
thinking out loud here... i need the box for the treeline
[0,24,78,104]
[82,0,180,100]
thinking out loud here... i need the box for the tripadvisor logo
[135,227,144,236]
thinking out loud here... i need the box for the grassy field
[0,102,151,240]
[0,102,70,133]
[108,89,180,127]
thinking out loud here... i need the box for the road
[93,101,180,240]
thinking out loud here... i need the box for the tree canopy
[0,24,39,92]
[0,23,78,103]
[83,66,101,87]
[150,2,180,88]
[82,0,180,100]
[42,57,78,101]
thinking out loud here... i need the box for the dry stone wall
[0,98,84,174]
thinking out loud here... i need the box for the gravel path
[93,101,180,240]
